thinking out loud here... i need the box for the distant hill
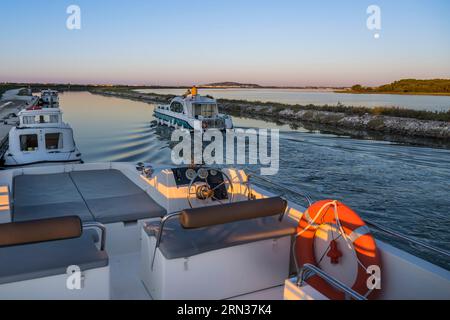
[344,79,450,95]
[201,82,262,88]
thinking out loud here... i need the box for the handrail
[83,222,107,251]
[245,169,313,206]
[363,219,450,258]
[245,169,450,259]
[150,211,182,270]
[298,263,367,300]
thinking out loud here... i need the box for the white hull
[154,109,233,131]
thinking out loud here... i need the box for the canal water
[60,91,450,269]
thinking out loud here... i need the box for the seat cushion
[0,233,108,285]
[69,170,145,199]
[13,202,94,223]
[13,173,94,222]
[146,216,296,259]
[13,173,83,206]
[85,193,167,224]
[70,170,166,223]
[12,170,166,224]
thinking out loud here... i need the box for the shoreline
[334,90,450,97]
[90,89,450,146]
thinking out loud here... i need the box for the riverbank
[335,90,450,97]
[91,88,450,143]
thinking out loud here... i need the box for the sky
[0,0,449,87]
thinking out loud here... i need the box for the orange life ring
[295,200,381,300]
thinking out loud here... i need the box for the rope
[297,200,369,272]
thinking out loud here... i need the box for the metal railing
[83,222,107,251]
[150,211,182,270]
[245,169,313,206]
[363,219,450,258]
[298,264,367,300]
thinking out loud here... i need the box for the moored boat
[154,87,233,131]
[1,106,81,167]
[40,89,59,106]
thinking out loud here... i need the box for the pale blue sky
[0,0,449,86]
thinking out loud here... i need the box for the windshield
[192,103,218,117]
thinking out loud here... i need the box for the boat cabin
[19,108,63,128]
[40,89,59,105]
[2,107,81,166]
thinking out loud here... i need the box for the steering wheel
[187,168,234,208]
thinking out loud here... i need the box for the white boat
[40,89,59,105]
[0,162,448,300]
[2,106,81,167]
[154,87,233,131]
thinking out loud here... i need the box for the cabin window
[193,104,217,117]
[170,102,184,113]
[20,134,38,151]
[45,133,63,150]
[21,115,59,125]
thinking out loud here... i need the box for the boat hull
[154,110,233,131]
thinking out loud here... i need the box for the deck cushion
[70,170,167,223]
[69,170,145,199]
[85,193,167,224]
[13,201,94,222]
[13,173,94,222]
[0,233,108,285]
[12,169,166,224]
[146,216,296,259]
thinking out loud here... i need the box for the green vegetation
[217,99,450,122]
[341,79,450,96]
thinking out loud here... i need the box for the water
[60,91,450,269]
[137,88,450,112]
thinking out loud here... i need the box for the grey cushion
[85,193,167,224]
[13,173,84,206]
[0,233,108,285]
[146,216,296,259]
[14,202,94,223]
[70,170,166,223]
[69,170,145,199]
[13,173,95,222]
[12,170,166,224]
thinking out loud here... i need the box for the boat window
[170,102,184,113]
[20,134,38,151]
[193,104,217,117]
[45,133,63,150]
[21,115,59,125]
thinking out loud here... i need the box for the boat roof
[172,94,217,105]
[19,107,62,116]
